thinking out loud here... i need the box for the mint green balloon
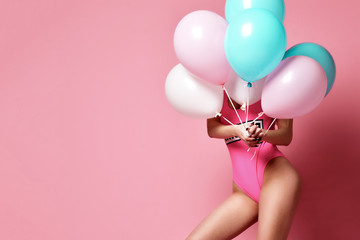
[283,43,336,96]
[225,0,285,23]
[224,8,286,82]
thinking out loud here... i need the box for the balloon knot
[247,82,252,87]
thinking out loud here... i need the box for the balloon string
[248,112,264,125]
[246,83,251,123]
[222,85,246,132]
[245,83,252,153]
[250,147,258,160]
[264,118,277,136]
[255,141,266,185]
[255,118,277,185]
[218,114,235,126]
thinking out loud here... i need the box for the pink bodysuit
[220,95,285,202]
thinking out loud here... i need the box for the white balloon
[165,64,224,118]
[224,73,265,105]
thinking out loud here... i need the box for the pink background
[0,0,359,239]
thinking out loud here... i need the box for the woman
[186,95,302,240]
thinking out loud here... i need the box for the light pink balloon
[262,56,327,118]
[174,10,233,85]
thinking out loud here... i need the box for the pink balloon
[174,10,233,85]
[261,56,327,118]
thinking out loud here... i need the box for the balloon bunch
[165,0,335,120]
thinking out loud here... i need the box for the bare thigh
[257,157,302,240]
[186,182,258,240]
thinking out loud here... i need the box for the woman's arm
[207,117,293,147]
[260,119,293,146]
[207,117,236,139]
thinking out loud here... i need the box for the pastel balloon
[224,73,265,105]
[174,10,233,85]
[165,64,224,118]
[262,56,327,118]
[225,9,286,83]
[283,42,336,96]
[225,0,285,23]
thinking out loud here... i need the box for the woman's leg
[186,182,258,240]
[257,157,302,240]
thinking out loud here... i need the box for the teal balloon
[283,43,336,96]
[225,0,285,23]
[224,9,286,82]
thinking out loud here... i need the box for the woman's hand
[233,124,260,148]
[247,124,264,143]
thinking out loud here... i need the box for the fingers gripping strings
[250,118,277,160]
